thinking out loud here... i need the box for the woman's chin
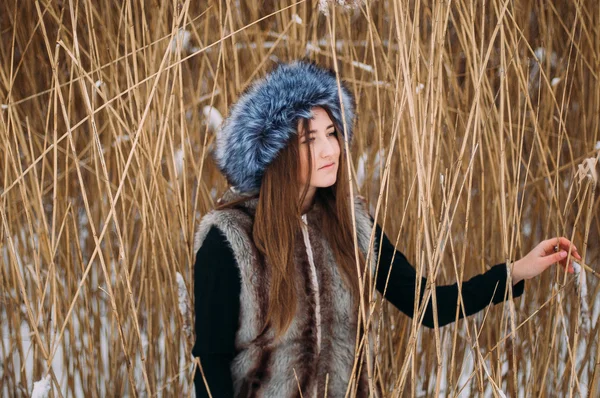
[314,177,337,188]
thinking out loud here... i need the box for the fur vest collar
[194,189,377,397]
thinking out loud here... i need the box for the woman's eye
[302,132,334,144]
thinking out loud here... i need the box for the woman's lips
[319,163,335,170]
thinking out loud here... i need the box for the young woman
[192,60,580,397]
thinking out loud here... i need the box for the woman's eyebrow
[309,124,335,133]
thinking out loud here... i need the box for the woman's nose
[319,137,336,157]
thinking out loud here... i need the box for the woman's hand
[511,237,582,285]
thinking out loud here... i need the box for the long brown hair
[220,106,366,338]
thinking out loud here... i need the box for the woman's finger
[541,237,582,260]
[557,237,580,256]
[557,258,576,273]
[541,238,562,255]
[561,246,582,261]
[541,250,568,268]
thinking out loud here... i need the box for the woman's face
[298,107,341,191]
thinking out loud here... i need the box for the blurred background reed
[1,0,599,396]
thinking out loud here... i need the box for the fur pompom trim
[214,59,355,193]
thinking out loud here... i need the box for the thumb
[540,250,567,269]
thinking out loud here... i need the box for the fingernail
[560,251,567,258]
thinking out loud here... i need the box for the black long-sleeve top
[192,222,524,397]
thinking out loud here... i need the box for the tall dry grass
[1,0,599,396]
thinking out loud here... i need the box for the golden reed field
[1,0,599,396]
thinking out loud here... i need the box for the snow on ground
[1,261,598,396]
[1,192,597,396]
[0,258,193,396]
[1,307,194,396]
[31,375,51,398]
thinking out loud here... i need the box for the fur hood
[213,59,356,193]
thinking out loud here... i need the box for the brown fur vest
[194,189,377,397]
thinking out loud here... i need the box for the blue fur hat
[214,59,355,193]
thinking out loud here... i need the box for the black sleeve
[192,226,241,397]
[373,222,525,328]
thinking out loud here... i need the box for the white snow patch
[93,80,105,102]
[170,28,195,54]
[456,349,474,397]
[416,83,425,94]
[373,149,383,181]
[592,288,600,330]
[522,220,532,237]
[174,148,184,177]
[351,60,373,73]
[202,105,223,133]
[534,47,558,67]
[77,209,89,257]
[141,331,149,355]
[318,0,330,15]
[306,43,319,53]
[112,134,130,147]
[372,80,391,87]
[480,356,507,398]
[318,0,364,15]
[31,374,51,398]
[551,77,561,86]
[357,152,367,189]
[595,141,600,150]
[292,14,302,25]
[576,157,598,183]
[176,272,192,340]
[356,149,383,189]
[304,39,344,52]
[573,261,591,333]
[1,104,8,109]
[572,260,591,397]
